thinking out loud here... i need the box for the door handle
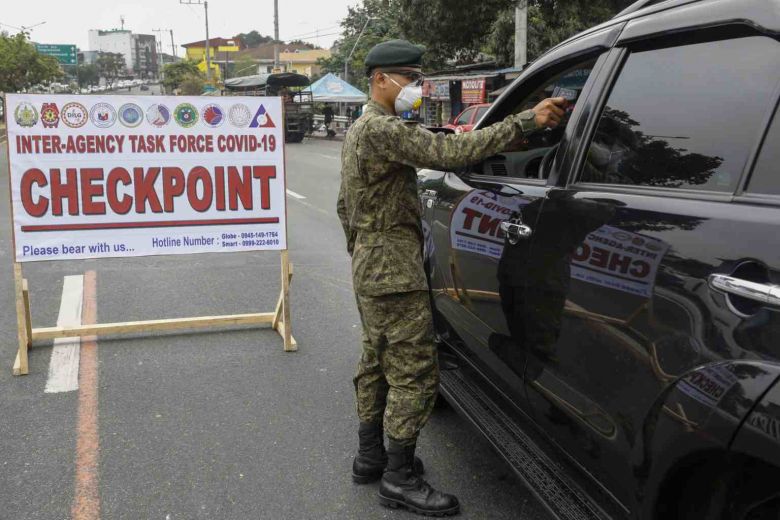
[708,274,780,307]
[500,219,532,245]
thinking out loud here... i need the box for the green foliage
[288,39,318,50]
[232,56,258,78]
[236,30,275,48]
[396,0,517,66]
[317,0,403,92]
[96,52,125,88]
[179,76,205,95]
[0,33,62,93]
[77,64,99,87]
[162,60,204,92]
[321,0,636,78]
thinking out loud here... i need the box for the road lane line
[286,189,307,200]
[315,153,339,160]
[72,271,99,520]
[45,275,84,393]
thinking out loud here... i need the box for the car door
[519,21,780,508]
[421,24,623,414]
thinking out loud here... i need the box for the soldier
[337,39,567,516]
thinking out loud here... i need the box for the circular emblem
[90,103,117,128]
[201,103,225,127]
[14,102,39,127]
[146,104,171,127]
[61,102,89,128]
[118,103,144,127]
[41,103,60,128]
[612,231,632,242]
[228,103,252,127]
[174,103,199,128]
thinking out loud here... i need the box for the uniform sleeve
[365,110,538,171]
[336,180,355,255]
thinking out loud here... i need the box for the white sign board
[570,225,669,298]
[449,190,525,260]
[6,94,287,262]
[449,190,669,298]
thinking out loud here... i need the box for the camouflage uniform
[338,100,538,445]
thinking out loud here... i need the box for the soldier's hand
[532,97,568,129]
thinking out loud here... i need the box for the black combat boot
[352,422,425,484]
[379,439,460,516]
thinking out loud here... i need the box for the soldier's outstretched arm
[366,97,567,171]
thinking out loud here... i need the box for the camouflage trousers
[353,290,439,447]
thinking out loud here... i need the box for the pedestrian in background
[337,38,567,516]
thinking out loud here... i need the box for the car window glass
[580,36,780,192]
[475,106,489,122]
[747,108,780,196]
[480,59,597,180]
[456,108,473,125]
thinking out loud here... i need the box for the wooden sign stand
[11,250,296,376]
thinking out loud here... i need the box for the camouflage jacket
[337,100,538,296]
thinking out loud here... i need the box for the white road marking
[44,275,84,394]
[315,153,339,160]
[286,189,306,200]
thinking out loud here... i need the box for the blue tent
[310,73,367,103]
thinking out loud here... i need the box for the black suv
[418,0,780,518]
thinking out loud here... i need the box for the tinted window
[456,108,474,125]
[748,109,780,195]
[475,106,489,122]
[581,36,780,192]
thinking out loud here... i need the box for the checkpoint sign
[6,94,287,262]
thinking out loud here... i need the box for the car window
[480,59,598,179]
[456,108,474,125]
[747,107,780,196]
[475,106,489,123]
[579,36,780,192]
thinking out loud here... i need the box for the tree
[232,56,258,78]
[162,60,204,93]
[96,52,125,89]
[0,33,62,93]
[179,76,205,95]
[235,30,275,48]
[77,64,99,87]
[287,39,318,50]
[318,0,403,92]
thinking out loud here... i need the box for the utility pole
[153,29,168,81]
[273,0,279,70]
[170,29,176,58]
[345,17,373,84]
[514,1,527,68]
[180,0,212,81]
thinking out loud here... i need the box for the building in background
[88,29,158,78]
[181,37,243,80]
[279,49,330,77]
[78,50,100,65]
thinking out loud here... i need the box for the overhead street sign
[35,44,78,65]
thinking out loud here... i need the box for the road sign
[35,44,78,65]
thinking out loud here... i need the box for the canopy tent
[309,73,367,103]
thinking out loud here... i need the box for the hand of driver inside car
[533,97,568,129]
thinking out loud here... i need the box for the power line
[282,24,340,40]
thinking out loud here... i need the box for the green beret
[365,39,425,75]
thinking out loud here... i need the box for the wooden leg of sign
[273,250,297,352]
[12,263,29,376]
[23,278,32,349]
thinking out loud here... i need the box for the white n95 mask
[384,74,423,113]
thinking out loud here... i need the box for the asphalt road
[0,122,552,519]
